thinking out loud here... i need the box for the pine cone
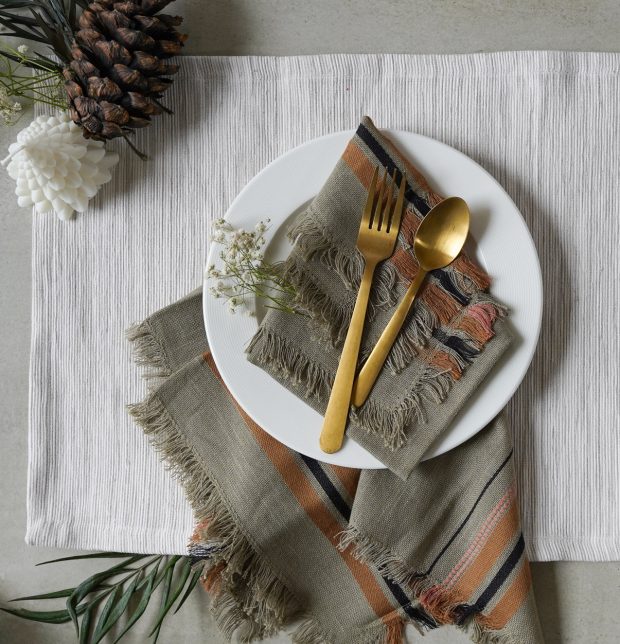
[63,0,187,146]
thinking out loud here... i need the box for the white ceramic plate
[203,130,542,468]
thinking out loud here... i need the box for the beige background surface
[1,1,620,642]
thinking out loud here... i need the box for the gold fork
[319,167,406,453]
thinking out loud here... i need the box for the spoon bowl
[415,197,470,271]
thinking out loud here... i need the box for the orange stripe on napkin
[391,246,420,283]
[341,138,492,294]
[203,351,396,621]
[420,282,463,325]
[342,140,378,188]
[449,501,520,601]
[478,558,532,630]
[453,255,492,290]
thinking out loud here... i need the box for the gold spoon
[351,197,471,407]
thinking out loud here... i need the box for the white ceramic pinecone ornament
[2,112,119,220]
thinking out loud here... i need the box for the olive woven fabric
[127,290,543,644]
[247,116,511,479]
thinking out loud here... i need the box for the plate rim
[203,128,543,466]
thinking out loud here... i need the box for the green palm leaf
[92,575,141,643]
[1,604,87,624]
[173,568,202,614]
[112,568,158,644]
[79,606,93,644]
[90,585,122,643]
[2,553,204,643]
[148,558,192,637]
[10,587,76,601]
[151,563,175,644]
[37,552,141,566]
[66,556,145,635]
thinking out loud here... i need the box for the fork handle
[351,269,428,407]
[319,261,376,453]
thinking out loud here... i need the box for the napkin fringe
[338,526,519,644]
[381,304,437,373]
[284,259,352,346]
[246,326,411,449]
[383,297,507,376]
[246,326,333,401]
[286,218,504,381]
[338,527,422,588]
[127,393,304,640]
[286,256,438,362]
[288,214,399,311]
[247,326,456,450]
[292,615,406,644]
[352,394,420,451]
[463,622,520,644]
[354,378,456,450]
[292,618,332,643]
[126,320,172,381]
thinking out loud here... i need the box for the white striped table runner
[27,52,620,560]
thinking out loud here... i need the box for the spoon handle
[351,269,428,407]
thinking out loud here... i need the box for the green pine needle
[0,0,78,62]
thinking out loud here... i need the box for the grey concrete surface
[1,1,619,643]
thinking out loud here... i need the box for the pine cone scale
[65,0,185,145]
[87,77,123,101]
[99,10,133,31]
[93,40,132,66]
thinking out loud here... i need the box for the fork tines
[362,167,406,235]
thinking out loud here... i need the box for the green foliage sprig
[0,44,66,122]
[1,552,201,643]
[0,0,87,119]
[0,0,86,65]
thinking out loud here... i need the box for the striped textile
[247,117,512,479]
[28,52,620,560]
[128,291,542,643]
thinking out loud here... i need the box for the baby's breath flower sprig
[0,44,67,124]
[207,218,304,316]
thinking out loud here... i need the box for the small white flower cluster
[206,218,271,315]
[0,87,22,126]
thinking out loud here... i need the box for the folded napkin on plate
[127,291,542,644]
[246,117,511,478]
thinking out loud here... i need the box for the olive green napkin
[247,116,511,479]
[127,290,542,644]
